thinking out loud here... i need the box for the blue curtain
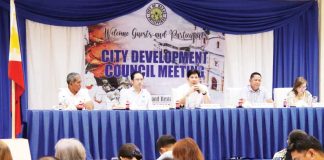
[159,0,314,34]
[0,0,151,26]
[0,7,11,138]
[273,2,319,97]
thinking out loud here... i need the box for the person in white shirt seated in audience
[119,71,152,110]
[240,72,273,106]
[58,72,94,110]
[287,77,312,107]
[176,69,210,108]
[156,135,176,160]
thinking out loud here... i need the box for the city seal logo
[146,3,167,26]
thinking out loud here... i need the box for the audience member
[287,135,324,160]
[55,138,86,160]
[273,129,308,160]
[156,135,176,160]
[118,143,143,160]
[38,156,59,160]
[172,137,204,160]
[0,140,13,160]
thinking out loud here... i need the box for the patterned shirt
[273,148,287,160]
[286,90,312,107]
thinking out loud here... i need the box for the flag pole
[11,80,15,139]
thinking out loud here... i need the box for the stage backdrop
[26,2,273,109]
[84,2,225,109]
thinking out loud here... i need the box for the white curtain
[224,32,274,98]
[26,20,86,109]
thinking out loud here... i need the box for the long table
[26,108,324,160]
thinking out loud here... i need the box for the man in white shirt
[119,71,152,110]
[58,72,94,110]
[240,72,273,104]
[176,69,210,108]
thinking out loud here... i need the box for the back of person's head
[156,135,176,154]
[66,72,80,85]
[0,140,13,160]
[249,72,261,79]
[287,129,308,145]
[172,138,204,160]
[118,143,142,160]
[38,156,59,160]
[287,135,324,153]
[187,69,200,78]
[55,138,86,160]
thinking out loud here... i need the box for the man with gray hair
[58,72,94,110]
[55,138,86,160]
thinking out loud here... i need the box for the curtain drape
[0,0,151,26]
[159,0,315,34]
[273,3,319,97]
[225,31,273,93]
[26,20,86,108]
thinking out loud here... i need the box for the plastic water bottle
[237,98,243,108]
[125,101,130,110]
[175,101,180,109]
[283,99,288,108]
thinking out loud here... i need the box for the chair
[273,88,292,107]
[224,88,242,107]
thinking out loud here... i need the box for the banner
[84,2,225,108]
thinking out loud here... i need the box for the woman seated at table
[287,77,312,107]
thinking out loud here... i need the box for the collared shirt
[119,87,152,110]
[240,85,271,103]
[175,83,210,108]
[157,150,173,160]
[58,88,91,110]
[287,90,312,107]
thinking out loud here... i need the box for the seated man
[58,72,94,110]
[240,72,273,105]
[118,143,142,160]
[288,135,324,160]
[156,135,177,160]
[119,71,152,110]
[175,69,210,108]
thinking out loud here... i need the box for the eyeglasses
[299,85,307,89]
[133,78,143,81]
